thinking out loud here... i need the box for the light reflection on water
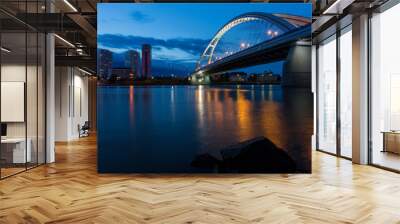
[98,85,313,173]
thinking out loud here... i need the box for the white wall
[1,64,26,139]
[55,67,89,141]
[1,82,25,122]
[1,64,26,81]
[71,72,89,138]
[55,66,69,141]
[1,64,42,137]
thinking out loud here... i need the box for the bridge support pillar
[282,43,311,88]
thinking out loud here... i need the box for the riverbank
[98,80,282,86]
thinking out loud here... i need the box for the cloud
[98,34,210,57]
[130,11,154,23]
[153,46,199,62]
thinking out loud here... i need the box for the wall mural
[97,3,313,173]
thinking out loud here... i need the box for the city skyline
[98,44,152,80]
[97,46,284,81]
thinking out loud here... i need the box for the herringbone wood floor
[1,135,400,224]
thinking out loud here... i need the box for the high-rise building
[97,49,113,80]
[111,67,131,81]
[141,44,152,79]
[125,50,140,78]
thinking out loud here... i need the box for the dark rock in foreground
[190,152,221,169]
[191,136,297,173]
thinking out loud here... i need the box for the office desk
[382,131,400,154]
[1,138,31,163]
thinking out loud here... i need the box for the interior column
[352,14,369,164]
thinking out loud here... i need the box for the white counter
[1,138,32,163]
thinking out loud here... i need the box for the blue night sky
[98,3,311,76]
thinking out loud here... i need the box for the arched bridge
[191,12,312,87]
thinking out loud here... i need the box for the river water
[97,85,313,173]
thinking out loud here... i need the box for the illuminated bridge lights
[266,29,279,37]
[196,13,298,69]
[240,42,251,49]
[195,12,310,72]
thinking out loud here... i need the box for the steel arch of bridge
[196,12,308,70]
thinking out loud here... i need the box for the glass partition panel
[317,35,337,154]
[27,30,38,169]
[38,32,45,165]
[0,1,47,179]
[371,4,400,171]
[1,30,27,177]
[339,27,352,158]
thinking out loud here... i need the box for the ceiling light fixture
[54,34,75,48]
[322,0,355,15]
[63,0,78,12]
[323,0,342,14]
[1,47,11,53]
[78,67,92,76]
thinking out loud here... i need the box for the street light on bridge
[267,29,279,37]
